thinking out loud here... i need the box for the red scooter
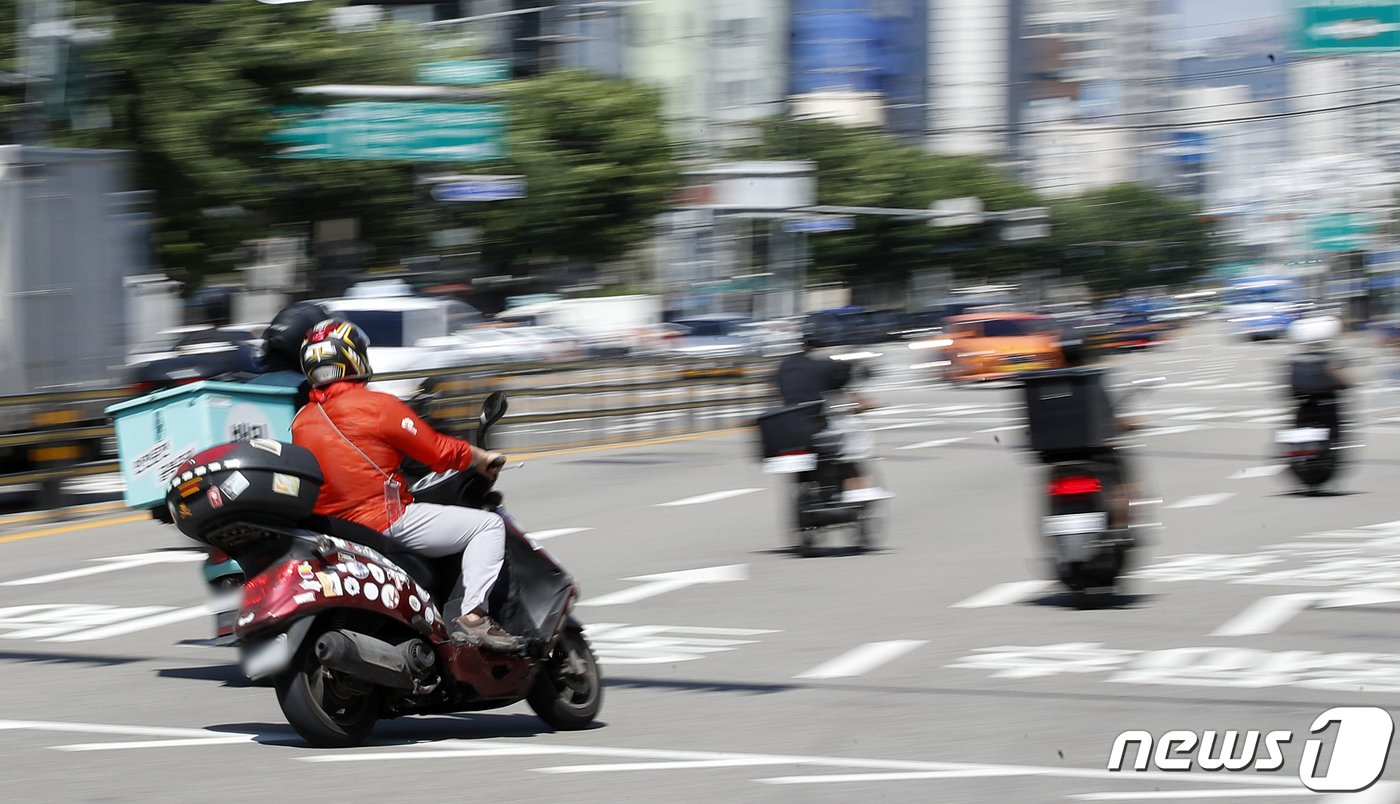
[165,392,601,747]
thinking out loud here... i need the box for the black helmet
[263,302,330,372]
[1057,327,1095,368]
[301,318,373,387]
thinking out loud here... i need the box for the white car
[322,295,482,398]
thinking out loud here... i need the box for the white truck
[496,295,663,355]
[0,146,167,471]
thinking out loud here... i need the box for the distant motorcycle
[757,400,884,557]
[166,392,602,747]
[1277,396,1345,493]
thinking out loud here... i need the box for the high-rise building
[1019,0,1177,196]
[926,0,1025,157]
[788,0,929,140]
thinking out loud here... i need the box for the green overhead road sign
[416,60,511,86]
[1295,2,1400,53]
[271,102,506,162]
[1310,213,1374,252]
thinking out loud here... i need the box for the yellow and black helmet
[300,319,373,387]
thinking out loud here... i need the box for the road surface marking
[528,528,592,541]
[759,769,1045,784]
[0,513,151,546]
[1072,789,1316,800]
[56,736,265,752]
[578,564,748,607]
[655,489,762,507]
[977,425,1023,434]
[1135,425,1207,438]
[538,758,800,774]
[794,640,926,680]
[586,623,775,664]
[1228,466,1284,480]
[0,719,221,738]
[46,604,213,643]
[1,551,204,587]
[0,604,170,641]
[1211,592,1335,637]
[898,437,968,450]
[951,580,1053,609]
[1166,493,1234,509]
[870,421,939,432]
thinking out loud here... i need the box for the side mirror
[475,391,509,450]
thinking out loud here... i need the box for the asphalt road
[3,321,1400,803]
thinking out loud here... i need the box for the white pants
[386,503,506,617]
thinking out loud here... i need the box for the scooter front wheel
[528,628,602,730]
[275,630,382,748]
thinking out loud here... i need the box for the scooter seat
[302,515,462,607]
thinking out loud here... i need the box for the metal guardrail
[0,354,782,508]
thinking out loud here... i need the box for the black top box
[1022,367,1117,456]
[755,402,825,459]
[166,439,324,541]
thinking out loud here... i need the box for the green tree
[464,70,680,272]
[1049,184,1214,292]
[37,1,431,286]
[743,117,1045,288]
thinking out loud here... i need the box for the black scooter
[757,400,884,557]
[1026,372,1161,608]
[1278,394,1345,493]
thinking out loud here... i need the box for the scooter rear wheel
[528,628,602,730]
[275,631,382,748]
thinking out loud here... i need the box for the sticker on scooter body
[763,453,818,474]
[1044,512,1108,536]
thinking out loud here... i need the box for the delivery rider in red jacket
[291,319,522,652]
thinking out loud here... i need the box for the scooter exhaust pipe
[314,630,432,691]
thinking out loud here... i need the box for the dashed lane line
[951,581,1054,609]
[655,489,763,507]
[1166,493,1235,510]
[898,437,969,450]
[794,640,928,680]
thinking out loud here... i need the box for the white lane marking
[870,421,940,432]
[1135,425,1207,438]
[977,425,1023,434]
[1072,789,1317,800]
[1166,493,1234,509]
[1228,466,1284,480]
[0,605,171,641]
[528,528,592,541]
[951,580,1053,609]
[295,739,1308,792]
[578,564,748,607]
[0,719,221,739]
[1211,592,1334,637]
[56,736,264,752]
[1323,781,1400,803]
[760,769,1043,784]
[538,758,799,774]
[46,604,212,643]
[897,437,968,450]
[655,489,762,507]
[0,552,205,587]
[794,640,927,680]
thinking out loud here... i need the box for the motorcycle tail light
[241,561,299,611]
[1049,476,1102,496]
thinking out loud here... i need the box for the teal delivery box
[107,381,298,509]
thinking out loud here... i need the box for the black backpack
[1289,351,1338,396]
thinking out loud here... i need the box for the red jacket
[291,382,476,532]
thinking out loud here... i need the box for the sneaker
[841,487,895,504]
[451,615,524,653]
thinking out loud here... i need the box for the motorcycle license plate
[1043,512,1107,536]
[242,632,291,680]
[1276,428,1330,444]
[764,453,817,474]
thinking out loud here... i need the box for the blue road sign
[432,178,526,202]
[783,216,855,234]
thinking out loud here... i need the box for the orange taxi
[943,312,1063,382]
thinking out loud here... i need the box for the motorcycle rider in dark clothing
[775,332,891,503]
[1286,316,1350,441]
